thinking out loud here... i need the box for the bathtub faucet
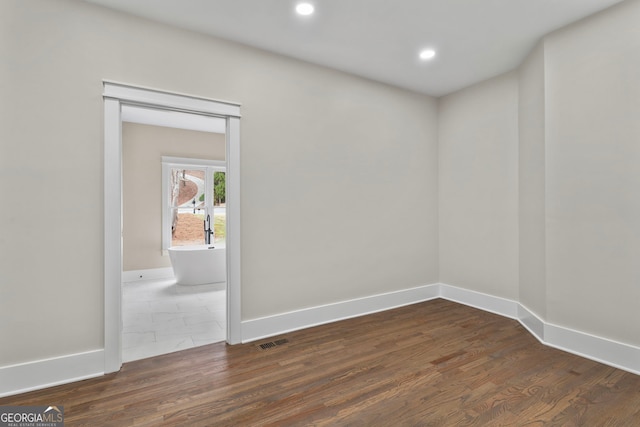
[204,214,214,245]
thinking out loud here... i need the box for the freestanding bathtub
[168,245,226,285]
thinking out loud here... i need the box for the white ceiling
[86,0,625,97]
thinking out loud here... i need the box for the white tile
[155,321,219,341]
[122,301,152,313]
[122,277,226,360]
[176,301,211,313]
[123,337,195,362]
[122,311,153,325]
[122,332,155,349]
[151,312,187,324]
[175,283,225,294]
[122,319,155,334]
[183,311,218,326]
[148,300,181,313]
[192,334,225,347]
[206,305,226,315]
[192,323,226,346]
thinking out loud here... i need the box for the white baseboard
[517,303,545,341]
[0,350,104,398]
[241,283,440,343]
[544,321,640,375]
[439,283,640,376]
[3,282,638,398]
[243,282,640,376]
[439,284,519,319]
[122,267,174,283]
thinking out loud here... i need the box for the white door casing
[103,81,241,373]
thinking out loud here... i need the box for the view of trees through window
[170,168,225,247]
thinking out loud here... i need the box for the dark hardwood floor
[2,299,639,426]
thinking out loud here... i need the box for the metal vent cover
[258,338,289,350]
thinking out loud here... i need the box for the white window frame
[161,156,226,251]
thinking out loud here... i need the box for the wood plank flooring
[2,299,639,426]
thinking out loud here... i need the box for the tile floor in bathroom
[122,278,226,363]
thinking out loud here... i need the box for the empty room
[1,0,639,425]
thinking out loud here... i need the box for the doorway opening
[104,81,241,373]
[121,115,227,362]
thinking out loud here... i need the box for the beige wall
[440,0,640,347]
[438,72,520,300]
[0,0,438,365]
[2,0,638,370]
[518,43,546,318]
[544,0,640,346]
[122,123,225,271]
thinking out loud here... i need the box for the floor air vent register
[257,339,289,350]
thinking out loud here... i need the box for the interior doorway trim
[103,81,242,373]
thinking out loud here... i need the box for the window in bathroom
[162,157,226,249]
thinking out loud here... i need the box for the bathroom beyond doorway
[122,278,226,362]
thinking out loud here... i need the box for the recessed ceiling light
[296,3,314,16]
[419,49,436,61]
